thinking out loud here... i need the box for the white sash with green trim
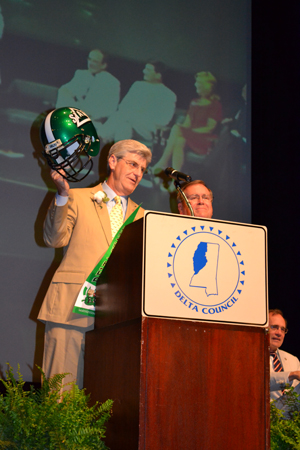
[72,205,141,317]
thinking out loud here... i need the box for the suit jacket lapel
[90,184,112,245]
[125,197,139,220]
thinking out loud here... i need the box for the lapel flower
[93,190,109,208]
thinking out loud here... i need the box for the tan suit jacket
[38,183,144,328]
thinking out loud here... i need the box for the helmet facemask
[44,133,94,182]
[40,107,100,182]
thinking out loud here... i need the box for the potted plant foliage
[270,386,300,449]
[0,365,113,450]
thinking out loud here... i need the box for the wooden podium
[84,214,270,450]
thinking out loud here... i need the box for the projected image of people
[151,71,222,192]
[202,83,248,219]
[219,84,246,143]
[56,49,120,125]
[96,61,177,145]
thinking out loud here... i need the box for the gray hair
[108,139,152,162]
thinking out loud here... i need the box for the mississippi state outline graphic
[167,224,245,315]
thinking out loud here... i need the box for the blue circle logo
[167,224,245,315]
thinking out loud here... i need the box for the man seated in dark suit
[269,309,300,410]
[38,133,152,389]
[177,180,213,219]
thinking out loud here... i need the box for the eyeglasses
[119,158,147,175]
[269,325,288,334]
[187,194,212,202]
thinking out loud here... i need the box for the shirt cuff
[55,193,68,206]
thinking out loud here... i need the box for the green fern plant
[270,386,300,450]
[0,365,113,450]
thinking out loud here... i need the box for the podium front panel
[142,211,268,327]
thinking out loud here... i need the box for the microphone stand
[174,180,194,217]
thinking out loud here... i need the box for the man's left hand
[288,371,300,382]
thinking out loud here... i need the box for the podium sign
[142,211,268,327]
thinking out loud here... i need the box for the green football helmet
[40,107,100,182]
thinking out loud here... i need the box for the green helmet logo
[40,107,100,182]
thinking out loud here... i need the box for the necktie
[270,352,283,372]
[109,196,123,238]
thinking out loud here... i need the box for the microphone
[165,167,192,182]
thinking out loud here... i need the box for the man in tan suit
[38,139,152,388]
